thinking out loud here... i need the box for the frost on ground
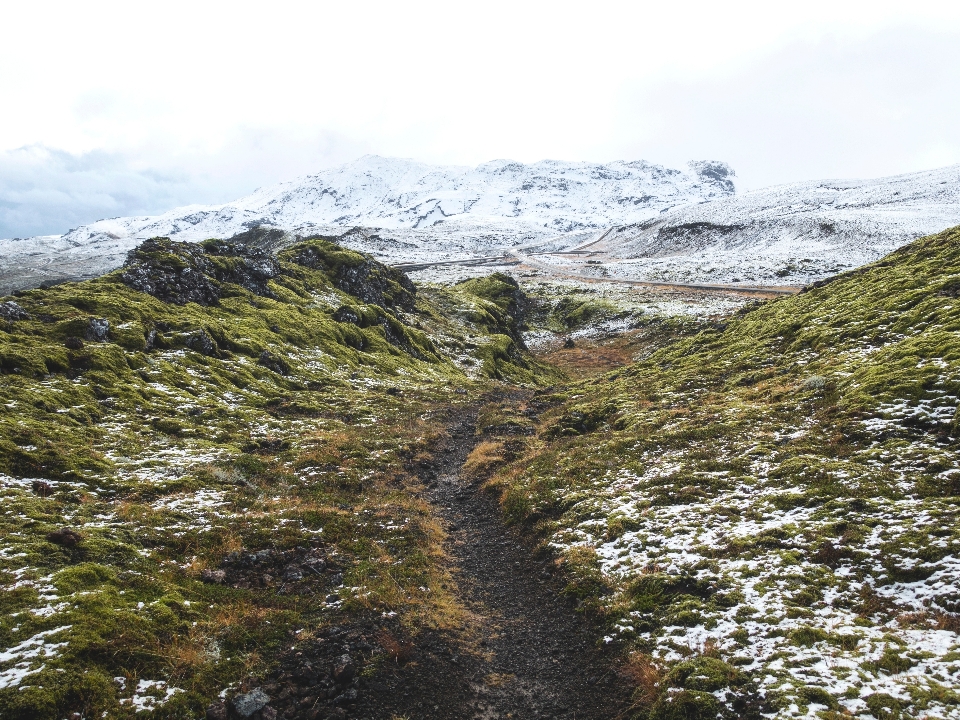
[0,626,71,690]
[0,236,542,718]
[551,446,960,718]
[494,228,960,718]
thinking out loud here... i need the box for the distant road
[506,250,801,296]
[391,250,800,297]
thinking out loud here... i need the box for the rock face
[289,240,416,312]
[120,237,280,306]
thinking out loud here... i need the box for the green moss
[797,685,838,709]
[649,689,722,720]
[664,656,739,692]
[0,238,558,717]
[865,693,904,719]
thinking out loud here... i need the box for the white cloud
[0,0,958,236]
[0,146,196,238]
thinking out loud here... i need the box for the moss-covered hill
[486,226,960,719]
[0,237,552,719]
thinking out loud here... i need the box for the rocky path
[353,406,633,720]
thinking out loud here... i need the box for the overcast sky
[2,0,959,237]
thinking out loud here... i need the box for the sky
[1,0,959,238]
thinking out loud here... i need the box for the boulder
[231,687,270,718]
[186,330,217,356]
[0,300,30,322]
[201,569,227,584]
[85,318,110,342]
[332,306,361,325]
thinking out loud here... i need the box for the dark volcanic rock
[290,240,416,311]
[186,330,217,356]
[0,301,30,322]
[258,350,291,375]
[84,317,110,342]
[47,528,82,547]
[219,546,333,591]
[120,237,280,306]
[205,701,228,720]
[332,305,361,325]
[31,480,53,497]
[64,336,85,350]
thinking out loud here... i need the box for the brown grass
[537,339,635,376]
[462,440,507,483]
[622,652,664,709]
[377,630,415,664]
[897,610,960,632]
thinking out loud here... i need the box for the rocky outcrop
[288,239,416,312]
[120,238,280,306]
[0,301,30,322]
[456,272,529,346]
[84,318,110,342]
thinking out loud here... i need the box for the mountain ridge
[0,155,734,293]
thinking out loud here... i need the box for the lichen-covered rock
[84,317,110,342]
[287,238,416,311]
[0,300,30,322]
[231,687,270,717]
[120,237,280,306]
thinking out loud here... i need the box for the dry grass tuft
[462,440,507,483]
[622,652,664,709]
[377,630,415,664]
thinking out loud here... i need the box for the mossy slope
[0,237,549,719]
[489,226,960,718]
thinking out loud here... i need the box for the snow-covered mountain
[534,163,960,286]
[3,155,959,294]
[0,155,735,293]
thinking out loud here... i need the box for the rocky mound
[287,238,416,312]
[118,236,418,316]
[455,272,528,345]
[120,238,281,305]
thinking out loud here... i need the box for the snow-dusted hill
[0,155,735,293]
[577,163,960,285]
[3,156,960,294]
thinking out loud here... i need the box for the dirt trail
[353,404,633,720]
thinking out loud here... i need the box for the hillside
[577,163,960,286]
[0,155,735,294]
[0,236,565,719]
[4,226,960,719]
[484,225,960,718]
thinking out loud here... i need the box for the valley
[1,165,960,719]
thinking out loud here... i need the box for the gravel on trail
[352,403,633,720]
